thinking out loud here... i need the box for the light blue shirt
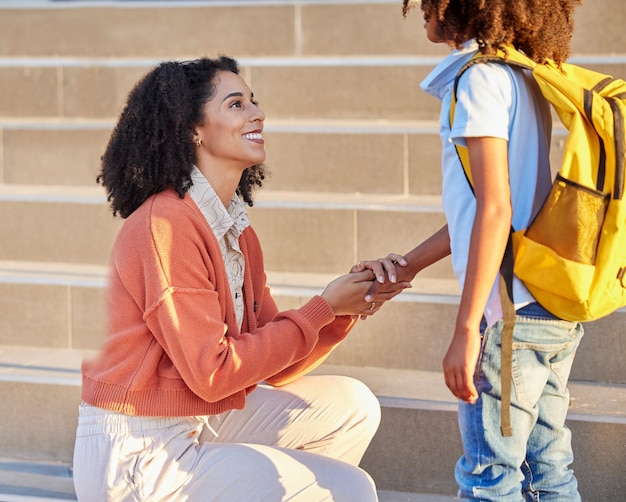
[421,41,553,326]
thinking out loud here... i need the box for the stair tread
[1,345,624,422]
[0,54,624,65]
[0,259,460,299]
[0,458,456,502]
[0,183,442,209]
[314,364,626,422]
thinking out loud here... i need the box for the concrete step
[316,365,626,500]
[1,260,624,382]
[0,0,447,60]
[1,57,625,121]
[272,272,626,385]
[0,186,452,278]
[0,59,442,121]
[0,118,445,193]
[0,118,569,197]
[0,348,624,499]
[0,259,460,361]
[0,188,121,266]
[0,0,623,58]
[0,458,76,501]
[0,460,457,502]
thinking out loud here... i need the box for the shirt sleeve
[450,62,514,146]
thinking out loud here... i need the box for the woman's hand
[321,269,411,318]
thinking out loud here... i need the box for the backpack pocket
[512,230,596,304]
[524,174,610,265]
[512,176,610,318]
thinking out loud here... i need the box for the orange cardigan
[82,188,356,416]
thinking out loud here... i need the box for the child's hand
[351,253,407,284]
[351,253,414,303]
[443,330,481,403]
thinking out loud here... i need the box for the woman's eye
[228,98,258,109]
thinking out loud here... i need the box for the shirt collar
[187,165,249,242]
[420,39,479,101]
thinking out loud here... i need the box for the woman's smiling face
[194,70,266,170]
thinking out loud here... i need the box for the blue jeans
[456,304,584,501]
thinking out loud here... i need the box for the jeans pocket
[511,321,582,408]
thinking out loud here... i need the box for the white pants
[73,375,381,501]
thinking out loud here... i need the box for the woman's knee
[332,376,381,430]
[329,464,378,502]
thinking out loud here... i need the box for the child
[385,0,584,499]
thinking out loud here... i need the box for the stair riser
[1,127,568,198]
[0,1,621,58]
[1,281,623,384]
[2,127,440,192]
[0,381,80,464]
[0,200,121,265]
[2,62,625,121]
[1,380,623,502]
[328,303,626,385]
[0,65,441,121]
[0,199,450,276]
[362,405,626,500]
[2,128,111,187]
[0,283,104,350]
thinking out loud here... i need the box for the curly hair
[402,0,581,65]
[98,56,266,218]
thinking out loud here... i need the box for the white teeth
[243,133,263,140]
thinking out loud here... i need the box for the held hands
[351,253,412,319]
[321,270,380,317]
[353,253,414,304]
[321,254,412,318]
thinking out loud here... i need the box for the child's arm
[402,224,452,279]
[361,224,451,300]
[444,136,512,403]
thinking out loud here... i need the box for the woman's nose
[251,104,265,123]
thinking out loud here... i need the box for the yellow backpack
[451,46,626,323]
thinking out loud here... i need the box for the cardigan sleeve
[264,314,357,386]
[239,226,358,387]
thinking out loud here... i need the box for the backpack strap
[449,47,535,437]
[450,48,536,188]
[498,237,515,437]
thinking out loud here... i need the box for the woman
[72,56,409,501]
